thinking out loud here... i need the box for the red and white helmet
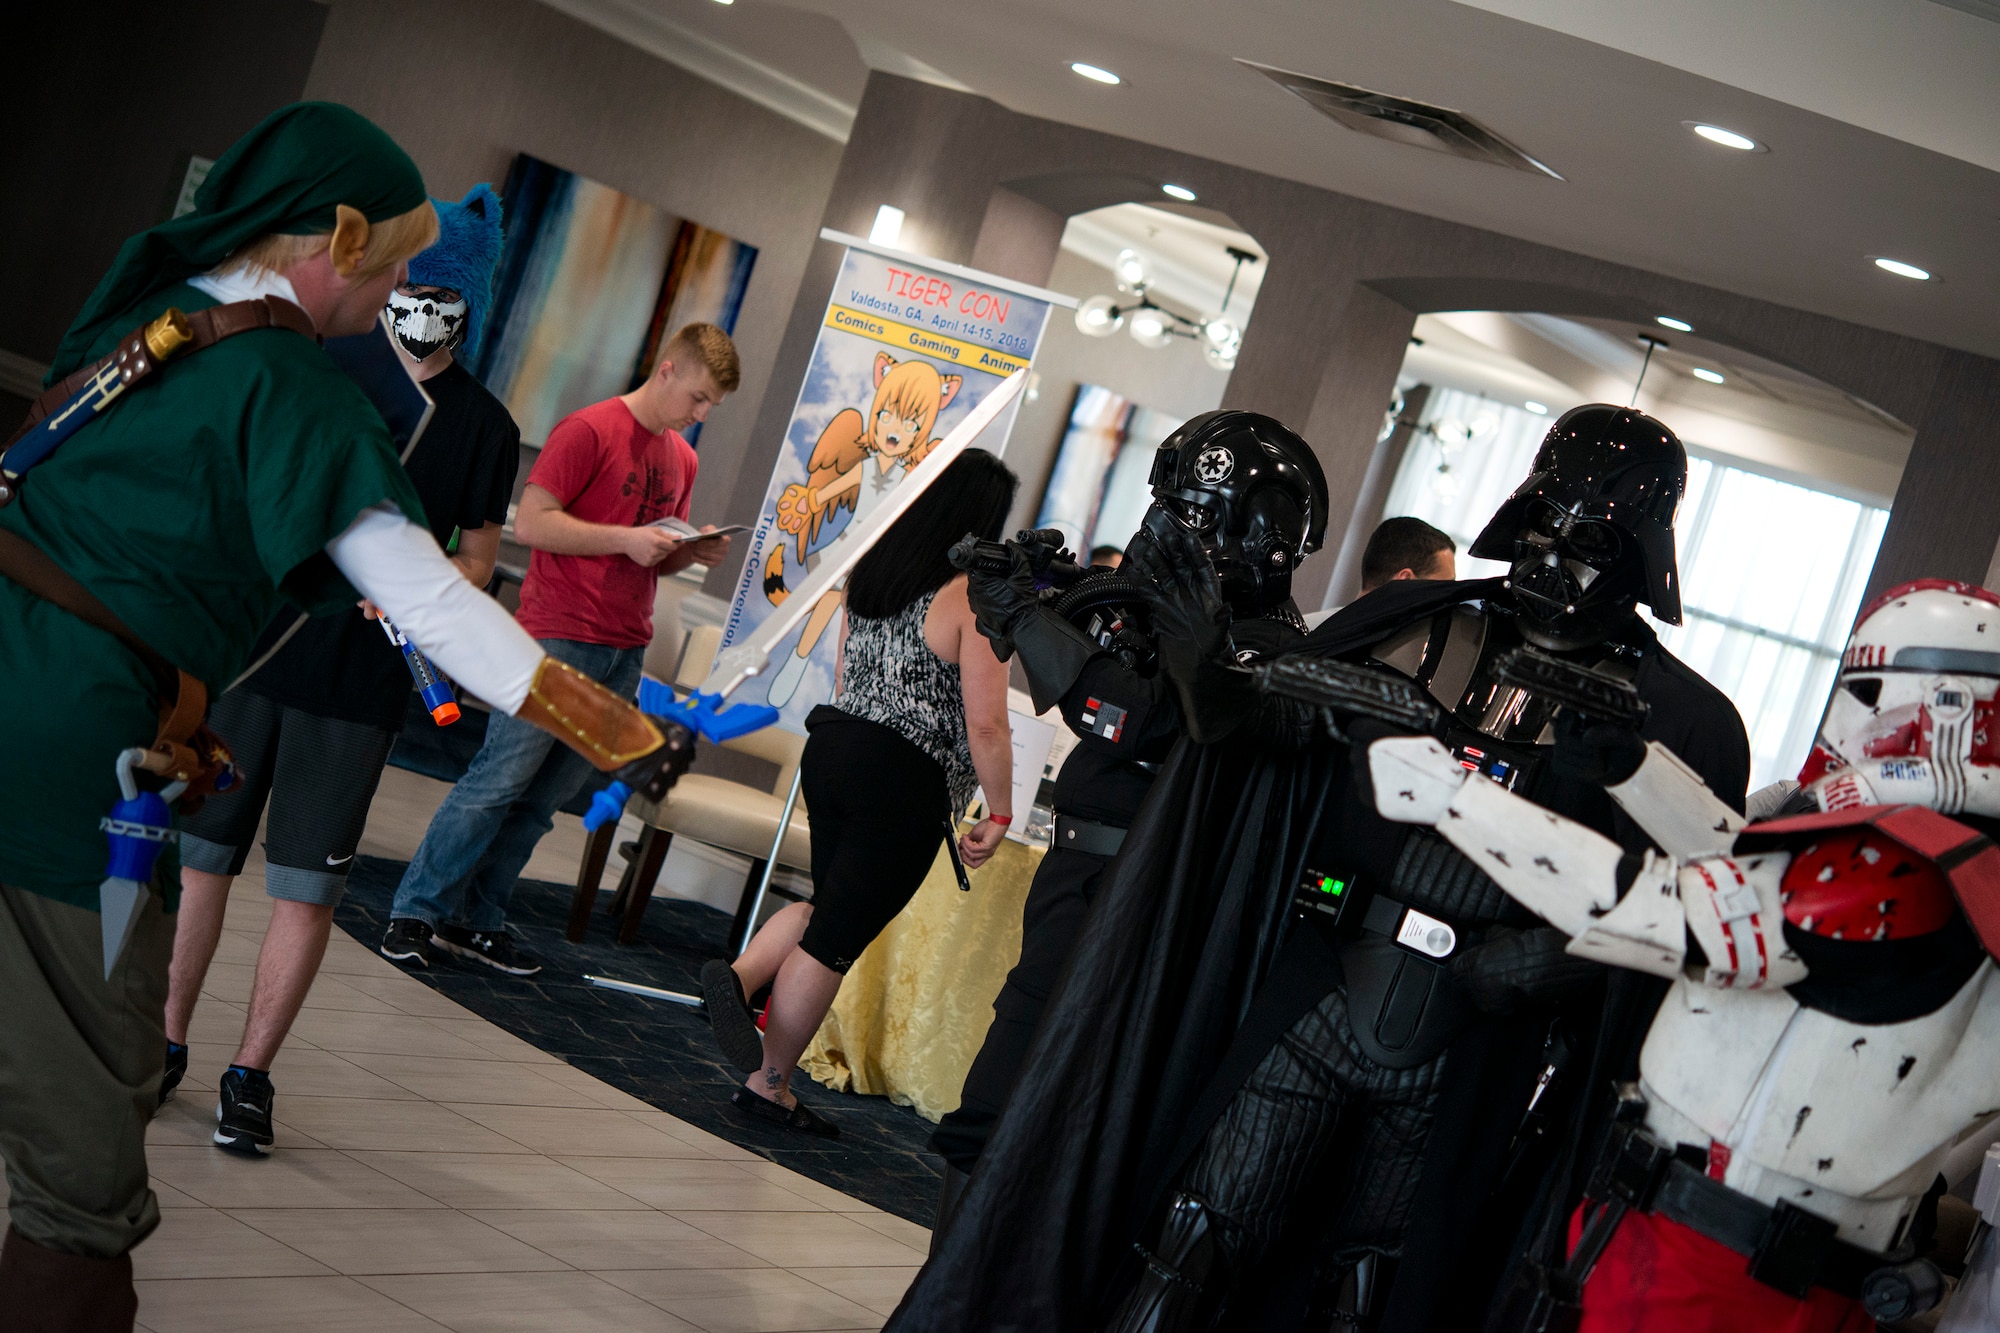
[1803,579,2000,794]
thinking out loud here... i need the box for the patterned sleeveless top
[834,589,977,810]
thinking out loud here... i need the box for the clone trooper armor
[1367,578,2000,1329]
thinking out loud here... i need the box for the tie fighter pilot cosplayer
[928,412,1327,1226]
[1367,577,2000,1332]
[886,405,1749,1332]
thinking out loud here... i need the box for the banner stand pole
[737,765,804,957]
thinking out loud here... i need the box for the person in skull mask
[159,183,522,1153]
[925,411,1327,1234]
[884,403,1748,1333]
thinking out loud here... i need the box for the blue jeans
[389,638,644,934]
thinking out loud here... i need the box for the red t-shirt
[516,397,695,648]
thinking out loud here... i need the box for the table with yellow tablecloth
[799,836,1043,1121]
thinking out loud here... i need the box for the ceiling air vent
[1238,60,1562,180]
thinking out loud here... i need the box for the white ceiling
[547,0,2000,361]
[1400,310,1914,505]
[1058,202,1266,316]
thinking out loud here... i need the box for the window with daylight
[1381,387,1888,790]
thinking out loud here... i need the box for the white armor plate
[1640,960,2000,1246]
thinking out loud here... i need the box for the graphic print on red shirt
[516,397,695,648]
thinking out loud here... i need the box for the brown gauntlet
[514,657,696,801]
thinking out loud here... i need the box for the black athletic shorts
[178,688,397,907]
[796,711,951,973]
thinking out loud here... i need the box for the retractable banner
[720,229,1071,731]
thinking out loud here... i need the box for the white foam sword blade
[701,367,1027,700]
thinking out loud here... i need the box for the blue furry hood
[407,182,503,361]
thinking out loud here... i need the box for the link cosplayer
[887,404,1748,1332]
[0,104,695,1327]
[926,411,1327,1224]
[1366,578,2000,1331]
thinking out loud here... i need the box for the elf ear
[329,204,372,277]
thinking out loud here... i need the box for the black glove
[1450,925,1602,1015]
[1551,711,1647,787]
[611,718,697,804]
[1126,510,1253,743]
[966,542,1041,662]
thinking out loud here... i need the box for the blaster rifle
[947,527,1089,588]
[1493,648,1650,728]
[1253,657,1439,733]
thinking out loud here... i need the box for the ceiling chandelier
[1073,245,1259,370]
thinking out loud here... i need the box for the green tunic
[0,283,426,908]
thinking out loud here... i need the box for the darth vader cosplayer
[885,404,1750,1333]
[930,411,1327,1214]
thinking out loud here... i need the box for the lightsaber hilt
[378,615,460,725]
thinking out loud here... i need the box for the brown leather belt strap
[0,527,178,696]
[10,297,317,443]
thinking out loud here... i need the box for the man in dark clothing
[887,405,1750,1333]
[162,185,519,1155]
[928,411,1328,1229]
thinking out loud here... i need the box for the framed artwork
[1034,385,1184,554]
[472,153,757,446]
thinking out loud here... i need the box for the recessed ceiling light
[1070,62,1121,85]
[1692,367,1725,384]
[1688,123,1761,152]
[1160,183,1196,202]
[1524,401,1549,415]
[1655,316,1693,332]
[1873,257,1932,281]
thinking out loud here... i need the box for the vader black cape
[886,579,1748,1332]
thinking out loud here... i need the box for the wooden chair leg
[607,831,650,919]
[566,820,618,943]
[729,858,771,953]
[615,827,674,945]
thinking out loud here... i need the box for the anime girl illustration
[760,351,962,706]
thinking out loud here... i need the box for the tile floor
[122,767,927,1331]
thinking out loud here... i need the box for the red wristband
[987,814,1012,827]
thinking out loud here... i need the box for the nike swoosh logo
[325,854,354,867]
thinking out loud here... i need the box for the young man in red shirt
[380,323,738,975]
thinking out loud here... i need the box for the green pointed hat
[50,101,428,379]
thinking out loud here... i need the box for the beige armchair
[565,626,813,946]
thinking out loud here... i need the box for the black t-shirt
[241,360,521,728]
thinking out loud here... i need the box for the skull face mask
[387,283,469,362]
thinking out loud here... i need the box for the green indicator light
[1319,877,1346,896]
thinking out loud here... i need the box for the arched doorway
[1000,200,1265,557]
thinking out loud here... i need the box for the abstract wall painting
[473,153,757,446]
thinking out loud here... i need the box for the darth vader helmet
[1143,410,1328,611]
[1470,404,1686,650]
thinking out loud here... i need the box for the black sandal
[701,959,765,1074]
[730,1088,841,1138]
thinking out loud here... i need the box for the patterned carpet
[332,854,946,1225]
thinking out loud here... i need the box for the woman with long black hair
[702,448,1019,1135]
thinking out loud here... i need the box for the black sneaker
[213,1068,275,1156]
[380,918,435,966]
[432,924,542,976]
[158,1041,189,1110]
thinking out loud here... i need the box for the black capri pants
[797,709,951,973]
